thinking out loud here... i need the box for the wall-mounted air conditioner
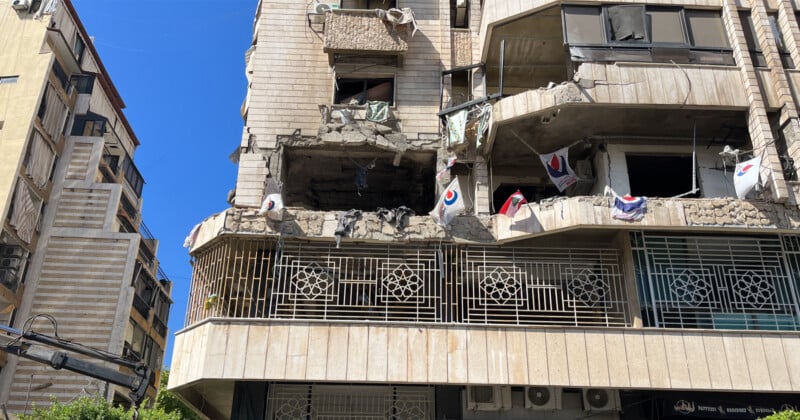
[582,389,621,412]
[525,386,562,410]
[465,385,511,411]
[11,0,30,10]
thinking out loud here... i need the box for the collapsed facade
[0,0,171,411]
[170,0,800,418]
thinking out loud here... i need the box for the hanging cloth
[366,101,390,123]
[446,109,468,148]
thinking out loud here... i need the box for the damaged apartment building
[171,0,800,419]
[0,0,171,412]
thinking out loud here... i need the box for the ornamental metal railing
[186,238,630,327]
[266,384,434,420]
[633,233,800,330]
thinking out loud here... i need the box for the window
[70,74,94,94]
[121,155,144,197]
[51,60,70,92]
[607,5,646,42]
[626,154,698,197]
[71,114,107,137]
[341,0,397,9]
[685,10,728,48]
[451,0,469,28]
[0,76,19,85]
[335,77,394,105]
[72,34,86,64]
[648,8,686,44]
[563,6,604,44]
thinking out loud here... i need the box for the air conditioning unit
[582,389,621,412]
[465,386,511,411]
[525,386,562,410]
[11,0,30,10]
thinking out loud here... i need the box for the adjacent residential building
[170,0,800,418]
[0,0,171,412]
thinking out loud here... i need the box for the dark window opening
[451,0,469,28]
[492,184,559,213]
[335,77,394,105]
[71,113,107,137]
[51,60,70,92]
[70,74,94,94]
[626,154,698,198]
[121,155,144,197]
[340,0,397,9]
[449,70,471,107]
[29,0,41,13]
[73,34,86,64]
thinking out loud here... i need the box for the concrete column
[473,156,491,215]
[722,0,789,202]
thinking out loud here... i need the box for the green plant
[155,370,202,420]
[761,411,800,420]
[19,396,182,420]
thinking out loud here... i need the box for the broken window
[607,5,646,42]
[685,10,728,49]
[70,74,94,94]
[340,0,397,9]
[335,77,395,105]
[563,6,604,44]
[626,154,698,198]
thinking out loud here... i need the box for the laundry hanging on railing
[377,206,415,230]
[475,103,492,149]
[335,209,363,248]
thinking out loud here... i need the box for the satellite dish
[315,3,332,13]
[586,389,610,409]
[527,387,551,407]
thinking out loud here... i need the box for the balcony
[322,9,412,58]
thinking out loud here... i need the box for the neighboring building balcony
[322,9,412,57]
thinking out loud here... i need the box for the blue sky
[71,0,255,366]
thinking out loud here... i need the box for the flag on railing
[498,190,527,218]
[612,195,647,221]
[734,156,761,199]
[539,146,577,191]
[431,178,465,226]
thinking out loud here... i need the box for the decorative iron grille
[632,233,800,330]
[266,384,434,420]
[187,238,631,327]
[453,247,629,327]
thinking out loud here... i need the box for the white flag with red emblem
[431,178,465,226]
[498,190,527,218]
[539,146,577,192]
[734,156,761,199]
[257,193,284,216]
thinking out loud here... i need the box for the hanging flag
[539,146,577,191]
[183,223,201,249]
[446,109,468,148]
[612,195,647,221]
[498,190,528,218]
[257,193,284,216]
[734,156,761,199]
[435,157,458,181]
[431,178,465,226]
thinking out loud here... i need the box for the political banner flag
[257,193,284,216]
[734,156,761,199]
[498,190,528,218]
[539,146,577,191]
[431,178,465,226]
[612,195,647,221]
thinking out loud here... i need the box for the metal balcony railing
[186,239,631,328]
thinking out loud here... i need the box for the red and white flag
[498,190,527,218]
[539,146,577,192]
[734,156,761,199]
[431,178,465,226]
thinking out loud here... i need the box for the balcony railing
[323,9,412,55]
[132,294,151,319]
[187,238,630,327]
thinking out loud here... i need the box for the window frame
[333,75,396,106]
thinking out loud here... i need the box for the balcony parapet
[169,319,800,394]
[323,9,412,56]
[187,196,799,253]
